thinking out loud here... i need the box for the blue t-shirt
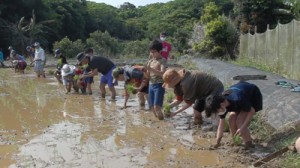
[219,81,259,119]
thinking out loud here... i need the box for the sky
[89,0,172,7]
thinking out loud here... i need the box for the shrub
[52,37,85,58]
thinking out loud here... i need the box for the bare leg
[236,112,252,145]
[87,83,92,94]
[137,92,145,106]
[108,86,116,100]
[151,107,157,118]
[193,109,203,125]
[100,83,106,98]
[55,73,62,84]
[228,112,238,137]
[154,105,164,120]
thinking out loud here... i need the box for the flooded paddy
[0,68,248,168]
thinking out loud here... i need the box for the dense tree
[86,31,120,58]
[194,2,238,59]
[0,0,297,59]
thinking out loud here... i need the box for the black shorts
[193,99,205,113]
[140,85,149,94]
[251,85,263,112]
[193,87,224,113]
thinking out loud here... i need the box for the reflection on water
[0,69,237,168]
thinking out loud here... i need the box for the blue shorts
[85,77,94,84]
[84,70,94,84]
[148,83,165,108]
[100,66,115,87]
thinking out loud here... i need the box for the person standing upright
[160,32,172,61]
[33,42,46,78]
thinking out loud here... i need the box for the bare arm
[146,66,165,76]
[171,103,191,117]
[82,69,98,79]
[169,99,182,108]
[215,119,225,148]
[123,89,130,109]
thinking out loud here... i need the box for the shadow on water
[0,69,245,168]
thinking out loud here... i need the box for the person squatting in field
[205,81,263,150]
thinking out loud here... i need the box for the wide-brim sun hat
[61,64,76,77]
[162,69,184,88]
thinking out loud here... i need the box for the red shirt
[161,41,171,60]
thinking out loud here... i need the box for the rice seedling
[165,91,175,103]
[163,104,171,117]
[126,84,136,94]
[233,135,242,145]
[48,70,55,75]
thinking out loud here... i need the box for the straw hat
[162,69,185,88]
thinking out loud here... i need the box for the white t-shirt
[34,48,45,61]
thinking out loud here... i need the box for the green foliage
[233,135,242,145]
[53,37,84,58]
[200,2,221,24]
[120,39,150,59]
[165,91,175,103]
[180,55,199,70]
[48,69,55,75]
[163,104,171,117]
[232,56,288,77]
[280,152,300,168]
[125,84,136,94]
[86,31,120,58]
[194,2,238,59]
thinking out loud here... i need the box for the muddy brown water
[0,68,249,168]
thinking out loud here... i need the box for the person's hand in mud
[235,127,246,137]
[170,111,180,117]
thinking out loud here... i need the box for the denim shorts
[100,66,115,87]
[148,83,165,108]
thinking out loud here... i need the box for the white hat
[61,64,75,77]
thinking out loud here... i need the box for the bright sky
[89,0,172,7]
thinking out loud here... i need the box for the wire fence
[239,19,300,80]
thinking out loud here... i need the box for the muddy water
[0,69,245,168]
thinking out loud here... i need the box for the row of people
[111,40,262,150]
[8,38,261,150]
[65,39,262,150]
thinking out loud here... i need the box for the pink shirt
[161,41,171,60]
